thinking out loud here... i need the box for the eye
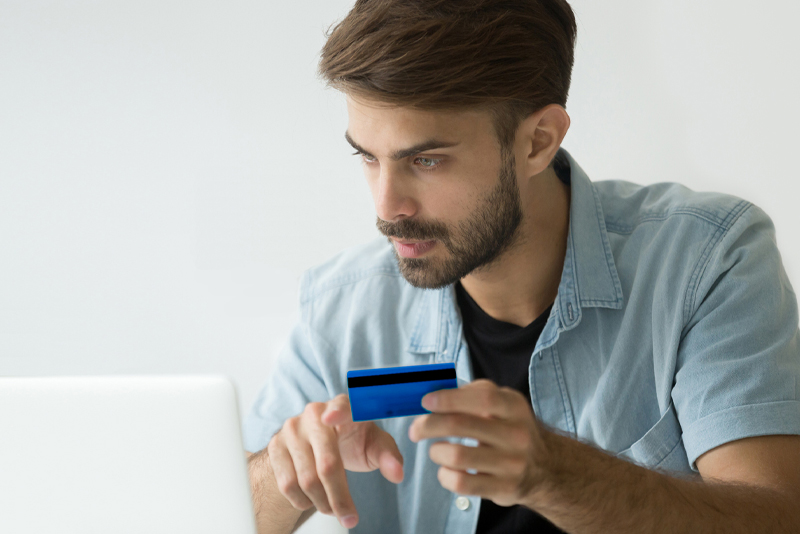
[352,151,376,163]
[415,157,440,168]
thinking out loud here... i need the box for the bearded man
[244,1,800,532]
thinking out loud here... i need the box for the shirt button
[455,496,470,511]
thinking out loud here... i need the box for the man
[244,1,800,532]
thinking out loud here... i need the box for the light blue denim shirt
[244,149,800,534]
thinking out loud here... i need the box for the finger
[428,442,525,476]
[437,466,509,501]
[283,429,334,515]
[268,435,314,510]
[307,424,359,527]
[410,412,518,446]
[422,380,527,420]
[366,424,404,484]
[321,394,352,427]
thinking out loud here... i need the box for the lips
[391,238,437,259]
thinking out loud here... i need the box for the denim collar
[407,148,624,357]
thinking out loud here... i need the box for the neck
[459,167,570,327]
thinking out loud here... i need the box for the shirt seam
[681,200,751,327]
[681,399,800,469]
[591,182,624,305]
[653,436,684,469]
[605,207,736,235]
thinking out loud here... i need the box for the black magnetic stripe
[348,368,456,388]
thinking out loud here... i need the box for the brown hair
[318,0,577,153]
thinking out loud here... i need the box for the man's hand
[267,394,404,530]
[409,379,800,533]
[408,379,552,507]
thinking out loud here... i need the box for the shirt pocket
[616,401,691,473]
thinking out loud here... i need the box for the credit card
[347,363,458,422]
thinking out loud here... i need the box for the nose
[371,165,418,222]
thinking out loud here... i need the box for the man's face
[346,96,525,289]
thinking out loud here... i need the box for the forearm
[247,449,309,534]
[529,432,799,533]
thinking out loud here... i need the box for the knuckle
[296,471,321,493]
[292,500,313,511]
[303,402,325,417]
[266,436,279,455]
[316,453,341,477]
[283,416,300,435]
[276,474,299,496]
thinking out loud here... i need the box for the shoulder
[298,236,403,303]
[295,237,430,333]
[593,179,753,235]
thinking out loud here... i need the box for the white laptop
[0,375,257,534]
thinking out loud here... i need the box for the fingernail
[340,515,358,529]
[421,393,436,410]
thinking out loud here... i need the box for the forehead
[345,95,495,146]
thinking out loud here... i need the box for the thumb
[366,425,404,484]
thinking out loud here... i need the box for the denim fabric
[243,149,800,534]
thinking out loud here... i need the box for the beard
[376,148,524,289]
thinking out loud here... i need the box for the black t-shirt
[455,282,566,534]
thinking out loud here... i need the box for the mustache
[375,217,449,242]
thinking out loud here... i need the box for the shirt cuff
[682,400,800,471]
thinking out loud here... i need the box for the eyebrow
[345,131,459,161]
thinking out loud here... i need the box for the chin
[396,258,462,290]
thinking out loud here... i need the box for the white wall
[1,1,798,533]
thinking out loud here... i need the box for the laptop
[0,375,257,534]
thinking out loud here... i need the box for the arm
[247,449,308,534]
[528,431,800,533]
[411,380,800,533]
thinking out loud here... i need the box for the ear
[516,104,571,178]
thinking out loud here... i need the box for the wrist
[522,425,569,510]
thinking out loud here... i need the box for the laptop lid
[0,375,257,534]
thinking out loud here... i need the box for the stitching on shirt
[529,352,542,418]
[654,436,684,469]
[580,298,622,306]
[605,208,733,235]
[591,183,624,303]
[563,226,580,326]
[682,201,751,326]
[681,223,726,325]
[551,344,577,435]
[436,289,447,356]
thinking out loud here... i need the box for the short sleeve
[242,274,331,453]
[673,203,800,470]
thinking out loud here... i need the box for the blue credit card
[347,363,458,422]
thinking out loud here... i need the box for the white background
[1,1,798,533]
